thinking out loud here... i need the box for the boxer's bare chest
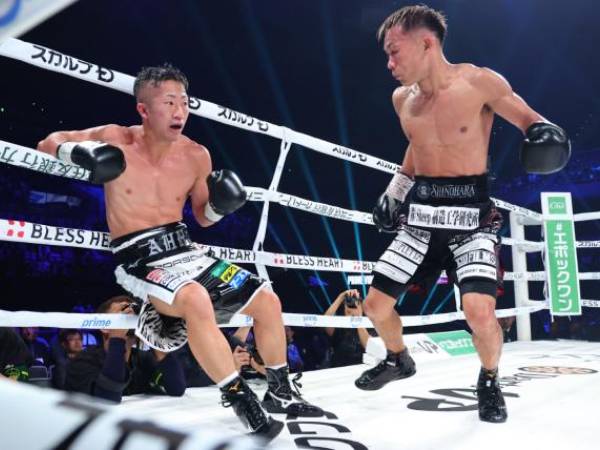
[399,81,488,149]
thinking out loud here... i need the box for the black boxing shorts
[371,173,503,300]
[110,222,267,352]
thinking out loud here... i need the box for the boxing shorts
[371,173,503,300]
[110,222,267,352]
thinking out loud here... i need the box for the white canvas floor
[119,340,600,450]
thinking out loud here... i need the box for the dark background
[1,0,599,337]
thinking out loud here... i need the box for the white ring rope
[1,38,599,332]
[0,304,550,330]
[4,218,600,280]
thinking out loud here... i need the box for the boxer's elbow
[37,132,67,156]
[37,136,57,155]
[192,205,213,227]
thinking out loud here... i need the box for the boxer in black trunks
[37,64,322,439]
[354,6,570,424]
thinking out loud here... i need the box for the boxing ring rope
[1,38,599,336]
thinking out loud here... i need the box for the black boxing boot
[476,367,507,423]
[355,348,416,391]
[220,377,283,441]
[262,367,323,417]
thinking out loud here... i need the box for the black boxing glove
[520,122,571,174]
[204,169,247,222]
[57,141,126,184]
[373,170,414,232]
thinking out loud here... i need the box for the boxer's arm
[36,124,129,156]
[478,68,570,173]
[477,68,544,133]
[391,87,414,177]
[189,144,214,227]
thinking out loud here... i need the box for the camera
[245,342,264,365]
[344,294,359,309]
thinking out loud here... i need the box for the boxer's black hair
[377,4,447,44]
[96,295,133,313]
[133,63,189,101]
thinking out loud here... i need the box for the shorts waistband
[411,173,489,205]
[110,222,194,262]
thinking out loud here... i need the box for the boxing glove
[204,169,247,222]
[520,122,570,174]
[372,170,414,232]
[57,141,126,184]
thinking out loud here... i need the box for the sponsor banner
[491,197,542,222]
[542,193,581,316]
[347,274,374,286]
[247,187,373,224]
[0,302,551,329]
[286,127,398,173]
[427,330,476,356]
[581,299,600,308]
[501,236,545,251]
[502,271,600,282]
[263,252,375,273]
[0,0,77,41]
[207,104,272,135]
[0,219,110,250]
[0,38,131,92]
[576,240,600,248]
[0,140,90,180]
[404,333,451,362]
[0,218,375,273]
[365,334,453,365]
[504,271,546,281]
[0,310,137,329]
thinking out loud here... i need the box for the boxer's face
[137,80,189,142]
[384,26,428,86]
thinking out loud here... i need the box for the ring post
[510,211,532,341]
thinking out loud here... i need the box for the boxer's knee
[243,287,282,319]
[462,291,497,332]
[175,283,214,321]
[363,290,395,322]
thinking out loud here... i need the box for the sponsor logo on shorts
[409,204,479,230]
[229,270,250,289]
[146,268,183,290]
[220,265,240,283]
[210,261,229,278]
[145,228,191,256]
[416,182,477,200]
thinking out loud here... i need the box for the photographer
[64,296,186,402]
[324,289,371,368]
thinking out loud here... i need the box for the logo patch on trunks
[210,261,230,278]
[146,268,184,290]
[229,270,250,289]
[220,265,240,282]
[408,204,479,230]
